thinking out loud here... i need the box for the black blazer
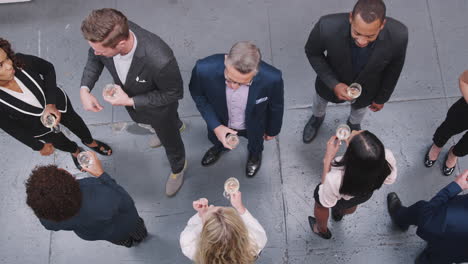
[0,53,68,151]
[80,21,184,124]
[189,54,284,141]
[39,173,139,242]
[305,13,408,108]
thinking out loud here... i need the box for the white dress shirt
[179,209,268,260]
[0,77,42,108]
[113,31,137,84]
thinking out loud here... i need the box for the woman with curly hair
[0,38,111,169]
[180,192,267,264]
[309,130,397,239]
[25,152,147,247]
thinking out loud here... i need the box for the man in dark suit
[387,170,468,264]
[26,152,147,248]
[189,41,284,177]
[303,0,408,143]
[79,8,186,196]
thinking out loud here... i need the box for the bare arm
[459,70,468,103]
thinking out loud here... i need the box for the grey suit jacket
[80,21,183,123]
[305,13,408,108]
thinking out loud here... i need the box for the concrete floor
[0,0,467,263]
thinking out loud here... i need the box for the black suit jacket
[305,13,408,108]
[40,173,139,242]
[189,54,284,141]
[80,21,183,124]
[0,53,68,151]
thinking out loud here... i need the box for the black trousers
[208,128,263,156]
[148,102,186,174]
[37,102,93,153]
[433,98,468,157]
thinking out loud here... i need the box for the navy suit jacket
[189,54,284,141]
[417,182,468,260]
[39,173,139,242]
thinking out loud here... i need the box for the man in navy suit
[387,169,468,264]
[189,41,284,177]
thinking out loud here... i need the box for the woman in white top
[309,130,397,239]
[180,191,267,264]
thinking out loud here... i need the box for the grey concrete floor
[0,0,467,263]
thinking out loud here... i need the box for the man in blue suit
[189,41,284,177]
[387,169,468,264]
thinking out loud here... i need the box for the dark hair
[333,131,392,196]
[81,8,129,48]
[25,165,82,222]
[352,0,386,23]
[0,38,23,68]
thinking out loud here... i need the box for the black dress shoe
[331,207,344,222]
[246,152,262,177]
[387,192,409,231]
[442,148,456,176]
[346,119,361,131]
[303,115,325,143]
[308,216,332,239]
[424,145,437,168]
[201,146,226,166]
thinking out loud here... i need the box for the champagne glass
[103,84,117,99]
[347,83,362,103]
[40,113,61,133]
[77,151,94,168]
[223,177,240,200]
[226,134,240,149]
[336,124,351,145]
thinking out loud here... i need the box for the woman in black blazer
[0,38,111,168]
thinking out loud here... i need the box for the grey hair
[225,41,261,74]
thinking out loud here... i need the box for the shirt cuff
[80,86,90,92]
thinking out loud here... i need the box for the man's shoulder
[259,61,282,80]
[129,21,175,62]
[384,17,408,44]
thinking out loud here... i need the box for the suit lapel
[106,58,122,86]
[124,37,146,91]
[341,26,354,83]
[214,66,229,123]
[0,69,45,116]
[245,72,263,116]
[355,30,388,83]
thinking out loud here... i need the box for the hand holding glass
[347,83,362,102]
[103,84,118,99]
[336,124,351,145]
[223,177,240,200]
[77,151,94,168]
[40,113,61,133]
[226,134,240,149]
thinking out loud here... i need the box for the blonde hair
[195,207,258,264]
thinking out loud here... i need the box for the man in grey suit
[302,0,408,143]
[79,8,186,197]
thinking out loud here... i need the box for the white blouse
[179,209,268,260]
[318,149,397,208]
[0,77,42,109]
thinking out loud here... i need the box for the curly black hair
[0,37,23,68]
[25,165,82,222]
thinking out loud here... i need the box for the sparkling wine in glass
[336,124,351,144]
[103,84,117,99]
[226,134,239,149]
[347,83,362,102]
[77,151,93,168]
[223,177,240,200]
[40,113,61,133]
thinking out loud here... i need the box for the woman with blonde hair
[180,192,267,264]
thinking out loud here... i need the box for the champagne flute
[103,84,117,99]
[336,124,351,145]
[40,113,61,133]
[347,83,362,103]
[226,134,240,149]
[223,177,240,200]
[77,151,94,168]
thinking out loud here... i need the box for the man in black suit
[189,42,284,177]
[303,0,408,143]
[387,170,468,264]
[79,8,186,196]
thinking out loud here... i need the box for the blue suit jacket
[189,54,284,140]
[417,182,468,261]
